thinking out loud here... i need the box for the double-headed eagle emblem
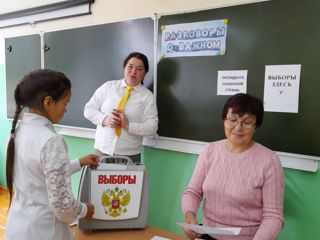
[101,186,131,217]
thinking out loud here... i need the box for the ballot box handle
[99,155,133,165]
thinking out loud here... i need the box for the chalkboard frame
[156,0,320,157]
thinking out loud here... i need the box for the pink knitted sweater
[182,139,284,240]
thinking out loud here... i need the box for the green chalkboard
[44,18,154,129]
[5,34,41,118]
[157,0,320,156]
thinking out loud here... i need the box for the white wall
[0,0,260,36]
[0,0,257,74]
[0,0,63,14]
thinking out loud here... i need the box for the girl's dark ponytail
[6,103,22,206]
[5,69,71,207]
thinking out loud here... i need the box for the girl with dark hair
[84,52,158,163]
[5,69,98,240]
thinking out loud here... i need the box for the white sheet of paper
[150,236,171,240]
[176,222,241,235]
[217,70,247,95]
[263,64,301,113]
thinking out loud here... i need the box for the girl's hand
[85,203,95,219]
[79,154,99,169]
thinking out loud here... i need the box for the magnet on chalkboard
[43,45,50,52]
[6,45,12,52]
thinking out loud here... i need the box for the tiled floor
[0,187,9,240]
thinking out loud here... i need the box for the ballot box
[77,156,148,230]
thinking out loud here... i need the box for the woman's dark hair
[6,69,71,206]
[222,93,264,127]
[123,52,149,73]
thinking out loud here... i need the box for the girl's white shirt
[5,112,86,240]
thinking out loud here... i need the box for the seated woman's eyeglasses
[224,118,256,129]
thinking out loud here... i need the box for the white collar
[121,79,142,91]
[21,112,54,130]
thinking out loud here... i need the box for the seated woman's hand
[79,154,99,169]
[183,211,201,240]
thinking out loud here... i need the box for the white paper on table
[150,236,171,240]
[176,222,241,235]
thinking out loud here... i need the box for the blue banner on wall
[160,19,228,58]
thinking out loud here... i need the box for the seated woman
[182,93,284,240]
